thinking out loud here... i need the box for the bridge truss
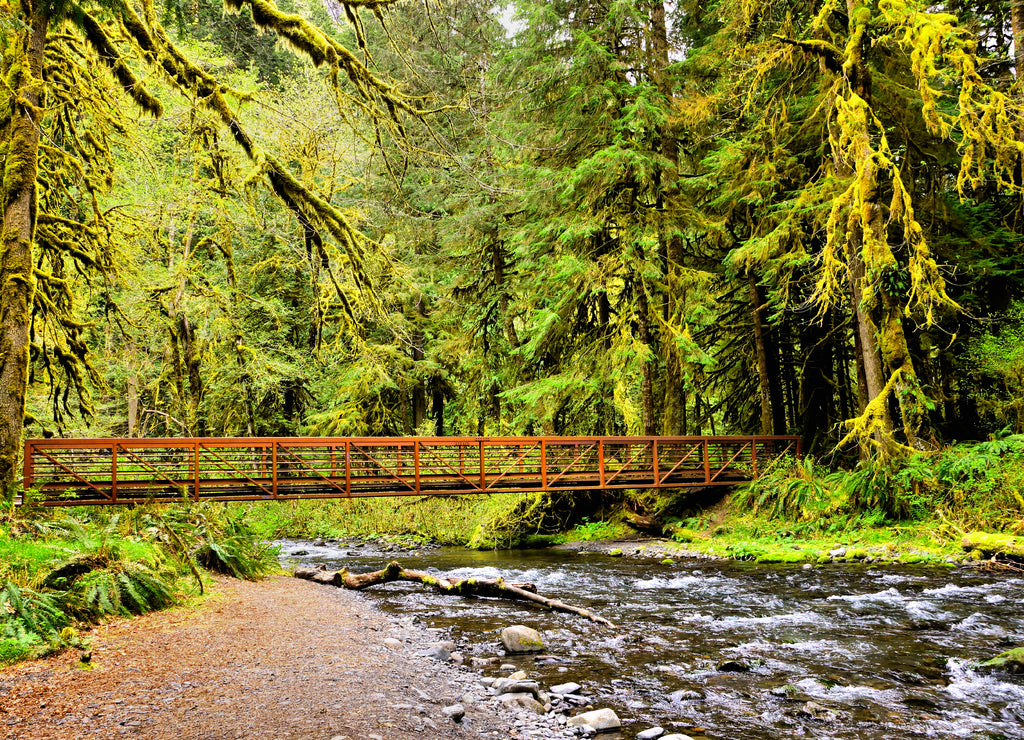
[23,435,800,506]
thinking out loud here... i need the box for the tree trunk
[798,314,834,455]
[652,0,687,436]
[750,278,775,434]
[411,295,427,431]
[637,288,656,435]
[127,374,140,437]
[295,562,614,627]
[0,5,47,491]
[1012,1,1024,81]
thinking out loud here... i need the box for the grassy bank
[0,502,278,666]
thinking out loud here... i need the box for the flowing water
[279,541,1024,739]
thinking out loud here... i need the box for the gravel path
[0,576,519,740]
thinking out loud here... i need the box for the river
[278,540,1024,739]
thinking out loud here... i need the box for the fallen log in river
[294,561,615,627]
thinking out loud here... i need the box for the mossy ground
[652,515,965,566]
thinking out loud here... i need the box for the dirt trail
[0,576,507,740]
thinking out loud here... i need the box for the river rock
[382,637,403,649]
[566,708,621,732]
[668,689,703,702]
[961,531,1024,559]
[636,727,665,739]
[716,659,750,672]
[501,625,545,653]
[829,547,846,558]
[979,647,1024,673]
[496,692,546,714]
[471,656,498,668]
[421,641,455,661]
[660,735,695,740]
[550,682,582,695]
[509,670,528,679]
[442,704,465,722]
[797,701,835,720]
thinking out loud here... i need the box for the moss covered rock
[979,647,1024,674]
[500,625,544,654]
[961,531,1024,560]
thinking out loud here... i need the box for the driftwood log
[294,561,615,628]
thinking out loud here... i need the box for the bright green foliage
[962,301,1024,433]
[737,436,1024,531]
[0,502,278,665]
[0,580,67,663]
[59,561,175,619]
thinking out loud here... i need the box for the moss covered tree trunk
[0,3,47,492]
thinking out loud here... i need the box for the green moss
[755,549,818,564]
[979,648,1024,673]
[608,548,623,557]
[961,531,1024,559]
[660,558,674,565]
[671,528,699,543]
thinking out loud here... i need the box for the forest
[6,0,1024,698]
[3,0,1024,493]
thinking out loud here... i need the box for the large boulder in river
[500,625,544,653]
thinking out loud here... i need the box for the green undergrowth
[0,500,279,667]
[548,437,1024,564]
[653,518,961,565]
[236,494,515,545]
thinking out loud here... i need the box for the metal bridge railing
[23,435,801,506]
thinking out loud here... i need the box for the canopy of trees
[3,0,1024,491]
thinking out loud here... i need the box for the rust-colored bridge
[23,435,800,507]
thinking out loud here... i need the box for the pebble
[442,704,465,722]
[550,682,582,695]
[636,727,665,740]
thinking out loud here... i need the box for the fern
[0,580,67,639]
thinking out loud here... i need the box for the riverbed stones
[497,692,547,714]
[660,735,695,740]
[442,703,465,722]
[382,637,403,649]
[668,689,703,702]
[716,659,750,672]
[636,727,665,739]
[501,625,545,653]
[421,640,455,661]
[509,670,528,679]
[550,682,582,695]
[566,708,621,732]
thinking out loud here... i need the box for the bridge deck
[23,435,800,506]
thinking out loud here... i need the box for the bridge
[22,435,800,507]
